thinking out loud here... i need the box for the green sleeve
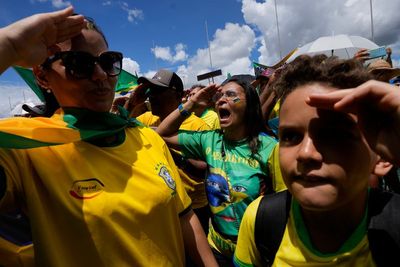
[177,130,212,160]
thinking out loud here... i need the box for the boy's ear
[33,65,50,91]
[373,158,393,177]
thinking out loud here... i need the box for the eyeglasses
[212,90,241,102]
[43,51,123,79]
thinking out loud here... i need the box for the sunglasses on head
[43,51,123,79]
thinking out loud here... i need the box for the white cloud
[122,57,140,76]
[241,0,400,65]
[32,0,70,8]
[120,2,144,23]
[102,1,112,6]
[0,83,41,118]
[183,22,256,86]
[152,43,188,63]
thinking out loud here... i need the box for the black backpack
[255,189,400,266]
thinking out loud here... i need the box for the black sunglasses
[43,51,123,79]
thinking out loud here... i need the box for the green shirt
[178,130,279,249]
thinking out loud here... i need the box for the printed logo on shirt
[155,163,176,194]
[69,178,105,199]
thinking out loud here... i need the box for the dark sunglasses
[43,51,123,79]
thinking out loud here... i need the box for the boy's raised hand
[307,80,400,165]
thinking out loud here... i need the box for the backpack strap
[255,190,291,266]
[367,189,400,267]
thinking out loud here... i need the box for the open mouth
[218,108,231,122]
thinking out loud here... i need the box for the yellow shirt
[200,109,220,130]
[0,126,191,267]
[137,111,211,209]
[234,197,376,267]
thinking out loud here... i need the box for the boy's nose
[297,136,323,163]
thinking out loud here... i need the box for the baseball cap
[137,69,184,92]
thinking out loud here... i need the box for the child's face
[278,83,375,212]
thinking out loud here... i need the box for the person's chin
[291,182,339,211]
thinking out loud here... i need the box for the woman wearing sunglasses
[156,76,286,266]
[0,7,216,267]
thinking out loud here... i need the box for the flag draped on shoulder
[0,106,140,149]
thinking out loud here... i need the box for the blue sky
[0,0,399,117]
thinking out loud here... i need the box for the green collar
[292,197,368,257]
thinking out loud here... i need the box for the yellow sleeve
[234,197,263,267]
[136,112,160,127]
[268,144,286,192]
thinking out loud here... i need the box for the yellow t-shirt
[137,111,211,209]
[200,109,220,130]
[0,126,191,267]
[234,196,376,267]
[0,238,34,267]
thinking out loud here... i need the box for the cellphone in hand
[367,46,387,59]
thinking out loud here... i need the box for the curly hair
[274,55,372,105]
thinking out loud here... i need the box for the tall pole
[205,20,214,77]
[274,0,282,59]
[369,0,374,41]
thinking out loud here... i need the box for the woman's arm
[156,84,219,147]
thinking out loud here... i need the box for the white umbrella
[287,34,379,62]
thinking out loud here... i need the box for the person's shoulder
[258,132,278,148]
[181,114,211,131]
[246,196,264,217]
[137,111,160,127]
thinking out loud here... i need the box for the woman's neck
[223,127,248,141]
[301,190,368,253]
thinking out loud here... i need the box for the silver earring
[46,89,51,93]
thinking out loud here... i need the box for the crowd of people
[0,6,399,267]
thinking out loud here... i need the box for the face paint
[232,97,241,103]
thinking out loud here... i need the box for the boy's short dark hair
[275,55,372,105]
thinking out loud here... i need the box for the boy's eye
[279,129,303,145]
[320,128,357,142]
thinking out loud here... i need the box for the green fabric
[0,131,61,148]
[0,106,139,149]
[178,130,277,238]
[115,69,138,92]
[292,197,368,258]
[233,256,254,267]
[13,66,45,102]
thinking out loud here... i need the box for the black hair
[190,84,206,90]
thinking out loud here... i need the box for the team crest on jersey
[69,178,104,199]
[155,163,176,193]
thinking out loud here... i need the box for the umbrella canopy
[287,34,379,62]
